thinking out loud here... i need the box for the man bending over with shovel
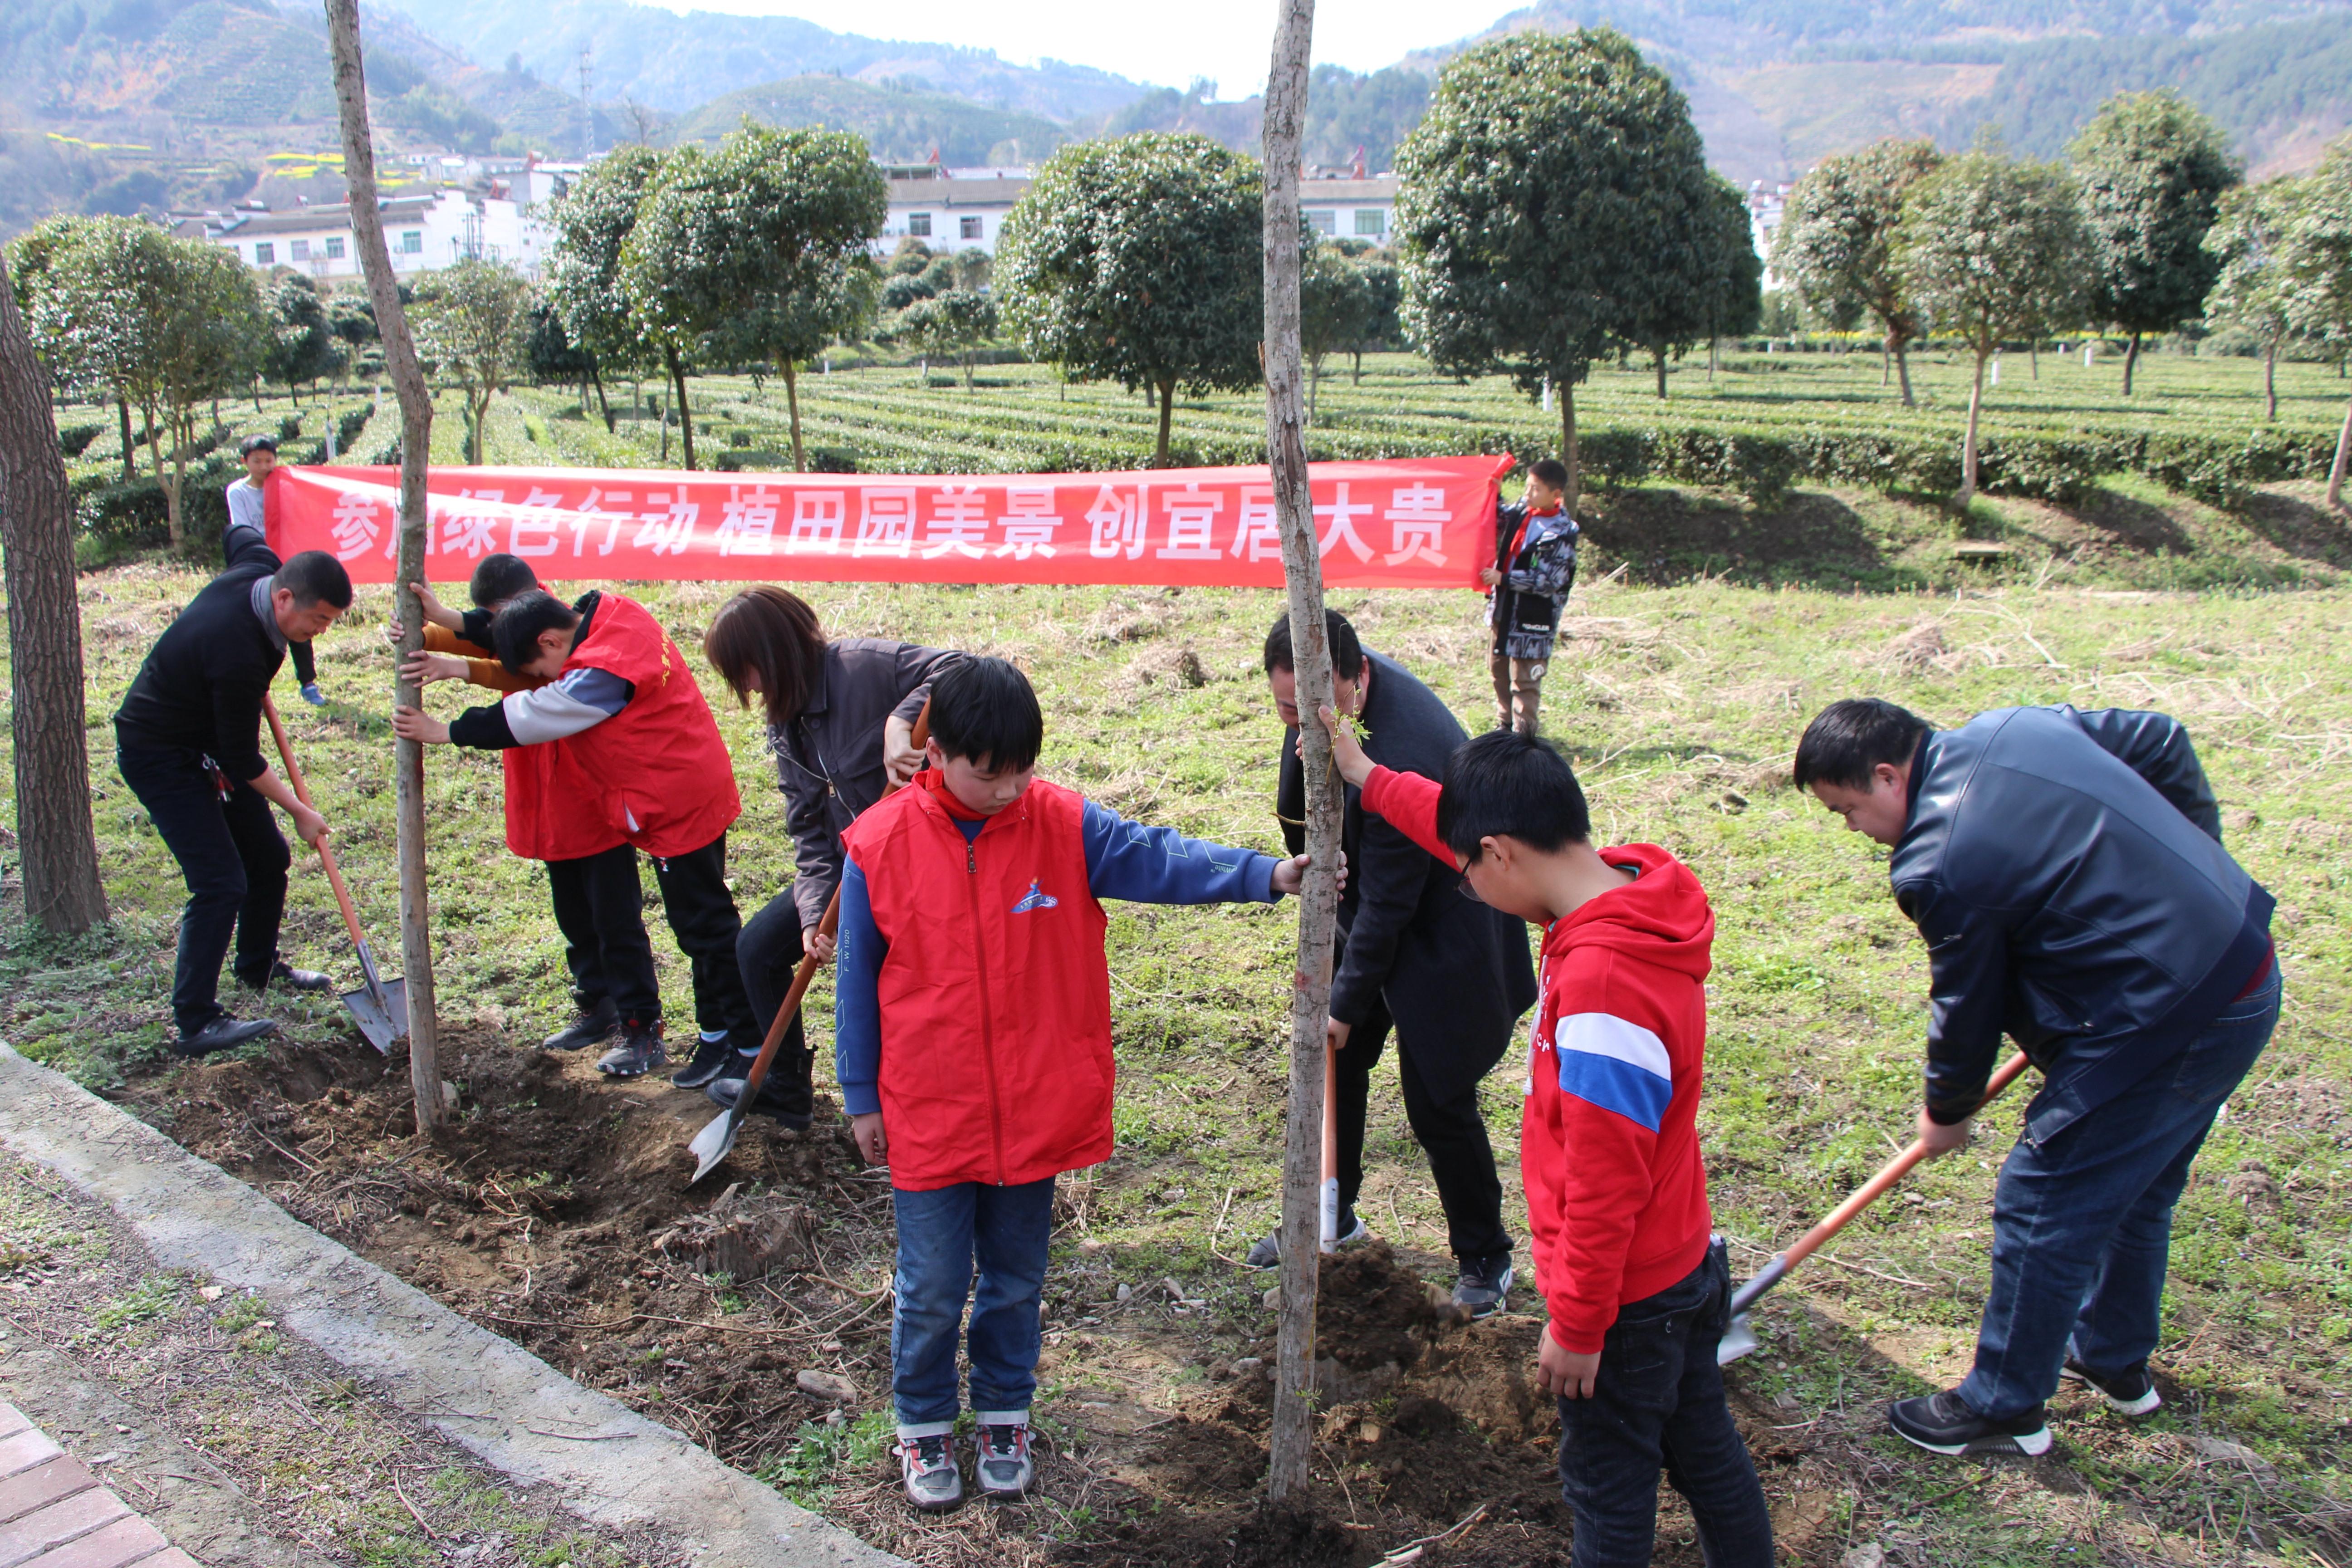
[1796,698,2278,1458]
[113,539,352,1055]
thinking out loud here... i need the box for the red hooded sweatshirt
[1361,765,1716,1354]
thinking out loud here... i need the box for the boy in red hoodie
[837,657,1329,1514]
[1324,715,1772,1568]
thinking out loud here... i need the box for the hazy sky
[634,0,1521,97]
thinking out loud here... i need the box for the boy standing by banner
[225,435,324,706]
[1482,458,1579,738]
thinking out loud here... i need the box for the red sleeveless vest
[556,593,740,858]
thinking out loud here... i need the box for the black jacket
[1278,652,1539,1103]
[1489,499,1578,651]
[1895,705,2274,1144]
[113,529,290,780]
[770,638,964,931]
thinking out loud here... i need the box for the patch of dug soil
[123,1028,896,1465]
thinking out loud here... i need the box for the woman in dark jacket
[699,586,964,1123]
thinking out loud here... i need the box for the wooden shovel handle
[261,694,368,955]
[1780,1050,2033,1271]
[737,887,841,1102]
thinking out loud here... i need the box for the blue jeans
[890,1177,1055,1433]
[1960,967,2281,1420]
[1556,1241,1774,1568]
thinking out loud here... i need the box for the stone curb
[0,1042,905,1568]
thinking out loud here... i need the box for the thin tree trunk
[1155,376,1175,466]
[142,399,166,505]
[590,358,612,431]
[1959,349,1987,508]
[2328,392,2352,514]
[1890,329,1915,407]
[2123,330,2141,397]
[0,251,109,934]
[1560,380,1581,519]
[327,0,445,1135]
[2030,340,2038,380]
[2265,339,2278,422]
[1259,0,1332,1506]
[1350,348,1362,385]
[665,345,695,470]
[784,360,805,472]
[116,393,137,479]
[167,415,187,549]
[1709,337,1718,382]
[1308,358,1320,425]
[1654,352,1667,400]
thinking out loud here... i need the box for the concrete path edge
[0,1041,905,1568]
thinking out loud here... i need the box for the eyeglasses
[1454,857,1485,903]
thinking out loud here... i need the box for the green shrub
[57,421,105,458]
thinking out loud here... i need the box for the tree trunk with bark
[1887,327,1916,407]
[1560,380,1581,519]
[2122,330,2141,397]
[326,0,445,1135]
[1654,352,1667,400]
[664,346,696,470]
[1959,348,1987,508]
[2265,340,2278,422]
[1260,0,1334,1506]
[115,393,137,479]
[784,361,805,471]
[590,358,612,431]
[0,252,110,936]
[1154,375,1175,466]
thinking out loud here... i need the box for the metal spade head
[342,975,407,1054]
[1717,1312,1760,1366]
[687,1101,749,1184]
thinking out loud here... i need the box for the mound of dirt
[1314,1240,1447,1371]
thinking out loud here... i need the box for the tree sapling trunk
[116,393,137,479]
[1155,375,1176,466]
[1654,351,1667,400]
[1889,328,1916,407]
[665,346,695,470]
[1560,379,1581,519]
[2265,339,2278,422]
[784,360,805,472]
[2122,330,2141,397]
[1959,348,1988,508]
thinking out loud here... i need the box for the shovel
[1718,1050,2031,1365]
[688,888,838,1183]
[262,695,407,1053]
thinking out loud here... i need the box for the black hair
[1261,608,1365,682]
[239,434,278,457]
[490,590,583,672]
[271,550,352,611]
[468,552,541,608]
[1436,729,1590,860]
[1528,458,1569,491]
[1793,699,1933,791]
[926,656,1043,772]
[702,585,829,727]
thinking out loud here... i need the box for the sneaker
[596,1022,666,1078]
[897,1432,963,1513]
[671,1030,744,1090]
[703,1070,813,1131]
[1888,1390,2052,1457]
[2062,1357,2161,1416]
[1244,1213,1370,1268]
[174,1016,277,1058]
[974,1421,1034,1500]
[543,996,620,1053]
[1453,1252,1515,1318]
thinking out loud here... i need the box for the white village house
[876,167,1400,255]
[182,182,557,279]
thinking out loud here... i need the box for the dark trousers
[1959,967,2280,1419]
[735,887,815,1114]
[546,843,660,1025]
[1557,1242,1774,1568]
[1332,1000,1511,1264]
[118,745,291,1035]
[649,832,755,1040]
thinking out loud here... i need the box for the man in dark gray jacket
[1798,698,2278,1459]
[1257,610,1540,1314]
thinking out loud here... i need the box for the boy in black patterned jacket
[1483,458,1579,737]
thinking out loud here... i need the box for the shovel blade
[1716,1312,1760,1367]
[687,1102,748,1184]
[342,975,407,1054]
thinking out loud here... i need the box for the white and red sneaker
[974,1418,1034,1500]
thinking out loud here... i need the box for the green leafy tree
[2071,89,2241,396]
[1343,258,1401,384]
[1894,148,2090,506]
[618,123,885,471]
[264,274,345,402]
[2282,137,2352,510]
[997,131,1263,465]
[11,215,142,478]
[1624,169,1763,399]
[546,142,662,435]
[2203,178,2306,421]
[413,257,532,465]
[1394,28,1711,513]
[878,289,999,390]
[1298,240,1370,422]
[1771,138,1943,406]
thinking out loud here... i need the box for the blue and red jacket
[837,770,1284,1191]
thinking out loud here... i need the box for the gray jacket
[770,638,963,931]
[1894,705,2274,1144]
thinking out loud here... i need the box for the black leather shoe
[1888,1390,2052,1457]
[671,1030,746,1089]
[543,997,620,1052]
[704,1071,813,1131]
[269,959,332,993]
[174,1017,278,1057]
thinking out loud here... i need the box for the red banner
[268,457,1513,588]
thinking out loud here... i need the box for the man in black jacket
[114,535,353,1055]
[1798,699,2278,1459]
[1255,611,1540,1313]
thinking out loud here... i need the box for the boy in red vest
[1321,715,1772,1568]
[392,589,757,1080]
[837,657,1327,1514]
